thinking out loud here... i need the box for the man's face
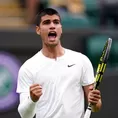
[36,14,62,47]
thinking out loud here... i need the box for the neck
[42,44,65,59]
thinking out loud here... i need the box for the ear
[36,26,40,35]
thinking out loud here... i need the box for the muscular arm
[18,93,37,118]
[83,84,102,112]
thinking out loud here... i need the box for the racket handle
[83,109,92,118]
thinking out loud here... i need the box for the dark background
[0,28,118,118]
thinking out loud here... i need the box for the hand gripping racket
[83,38,112,118]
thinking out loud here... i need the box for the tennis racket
[83,38,112,118]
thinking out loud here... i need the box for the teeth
[49,31,56,33]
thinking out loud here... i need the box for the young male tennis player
[16,8,102,118]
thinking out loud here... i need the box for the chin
[49,43,58,47]
[47,42,58,47]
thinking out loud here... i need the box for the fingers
[30,84,43,102]
[30,84,42,91]
[30,84,42,88]
[90,90,101,97]
[88,90,101,105]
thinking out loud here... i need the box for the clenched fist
[30,84,42,102]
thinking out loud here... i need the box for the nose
[49,22,55,30]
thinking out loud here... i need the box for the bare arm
[83,84,102,112]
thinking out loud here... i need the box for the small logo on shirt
[68,64,75,67]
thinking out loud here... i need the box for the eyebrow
[42,19,60,23]
[53,19,60,22]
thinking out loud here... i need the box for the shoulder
[65,48,81,56]
[19,51,41,73]
[65,48,93,67]
[65,48,90,61]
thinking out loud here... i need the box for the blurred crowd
[18,0,86,28]
[0,0,118,29]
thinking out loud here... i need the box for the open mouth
[48,31,57,39]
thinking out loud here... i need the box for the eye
[43,20,50,25]
[53,20,60,24]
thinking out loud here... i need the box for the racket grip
[83,109,92,118]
